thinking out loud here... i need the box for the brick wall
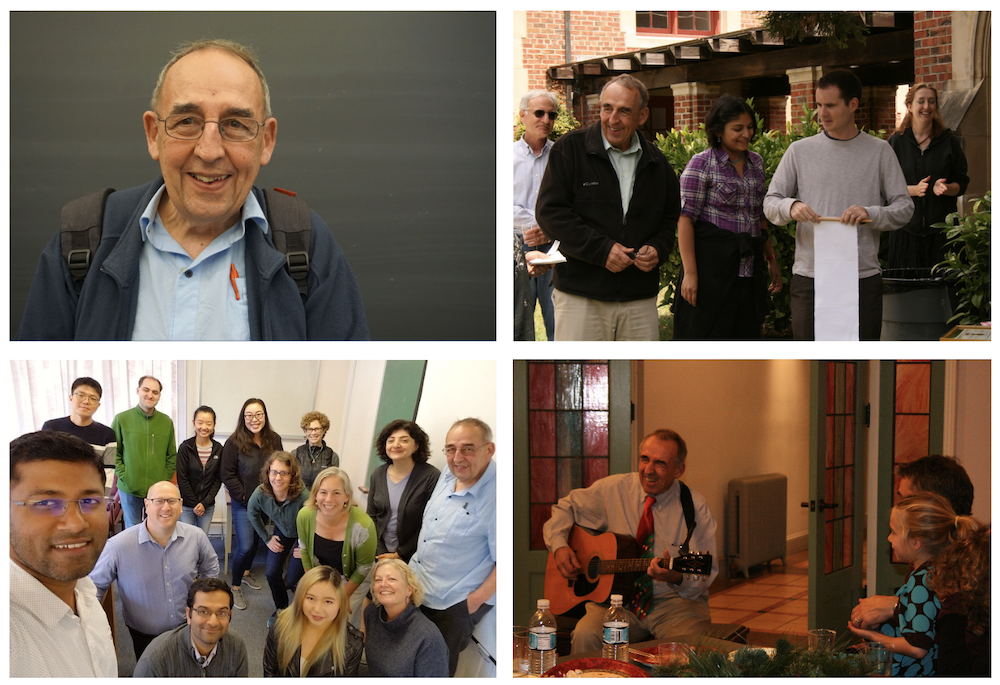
[856,86,898,135]
[741,11,765,30]
[913,12,952,86]
[521,11,625,98]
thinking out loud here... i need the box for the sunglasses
[532,110,558,121]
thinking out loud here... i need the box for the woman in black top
[294,411,339,489]
[221,397,283,609]
[366,419,440,563]
[886,83,970,277]
[176,405,223,534]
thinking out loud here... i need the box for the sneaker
[232,586,247,610]
[242,574,262,590]
[267,611,277,628]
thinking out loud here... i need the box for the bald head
[144,481,182,533]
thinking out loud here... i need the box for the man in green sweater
[112,375,176,528]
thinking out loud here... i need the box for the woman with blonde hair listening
[363,557,448,677]
[295,466,376,626]
[263,565,363,676]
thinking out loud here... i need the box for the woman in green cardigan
[294,466,376,626]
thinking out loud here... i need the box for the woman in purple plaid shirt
[672,95,782,339]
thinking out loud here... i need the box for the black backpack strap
[60,188,114,294]
[678,481,697,556]
[263,187,312,298]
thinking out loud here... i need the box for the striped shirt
[679,146,766,276]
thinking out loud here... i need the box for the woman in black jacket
[294,411,339,489]
[177,405,223,534]
[886,83,970,277]
[366,419,440,563]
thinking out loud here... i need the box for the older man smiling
[18,38,368,341]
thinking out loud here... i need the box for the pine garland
[650,639,881,677]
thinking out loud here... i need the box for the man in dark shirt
[42,377,116,446]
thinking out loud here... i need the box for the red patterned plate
[544,657,648,677]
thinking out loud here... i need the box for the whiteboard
[198,361,320,440]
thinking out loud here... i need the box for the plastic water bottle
[528,598,557,675]
[602,594,630,662]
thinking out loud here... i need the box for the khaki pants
[553,289,659,341]
[570,596,712,654]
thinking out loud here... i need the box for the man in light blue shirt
[90,481,219,660]
[410,418,496,676]
[514,90,558,340]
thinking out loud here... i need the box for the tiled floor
[708,551,810,636]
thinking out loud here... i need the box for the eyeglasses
[146,497,182,507]
[244,412,265,421]
[269,469,291,478]
[11,497,106,516]
[442,444,485,457]
[191,607,232,620]
[71,392,101,404]
[532,110,558,121]
[157,114,264,142]
[304,427,324,434]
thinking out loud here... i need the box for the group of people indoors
[515,71,968,341]
[11,374,496,677]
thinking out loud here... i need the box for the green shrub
[933,191,991,325]
[513,101,580,142]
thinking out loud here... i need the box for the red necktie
[630,495,656,618]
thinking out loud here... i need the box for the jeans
[230,500,259,586]
[264,530,299,610]
[522,238,555,339]
[119,490,145,529]
[179,505,215,535]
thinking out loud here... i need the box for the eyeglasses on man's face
[532,109,558,121]
[146,497,182,507]
[158,114,264,142]
[11,497,106,516]
[72,392,101,404]
[442,444,485,457]
[191,607,232,620]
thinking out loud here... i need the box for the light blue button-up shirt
[602,130,643,216]
[409,459,496,609]
[513,137,554,236]
[131,187,268,340]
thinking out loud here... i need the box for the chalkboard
[10,11,496,340]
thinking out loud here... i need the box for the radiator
[726,473,787,579]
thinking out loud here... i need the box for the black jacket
[366,460,441,562]
[263,622,363,677]
[175,437,224,510]
[293,442,339,490]
[887,128,969,236]
[536,122,680,302]
[221,437,283,507]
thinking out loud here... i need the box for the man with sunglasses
[17,38,368,341]
[89,481,220,661]
[134,577,248,677]
[514,90,559,340]
[41,376,116,446]
[409,418,496,676]
[10,431,117,677]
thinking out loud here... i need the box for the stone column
[786,66,823,125]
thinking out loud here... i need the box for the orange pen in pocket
[230,263,240,300]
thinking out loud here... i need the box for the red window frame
[636,11,719,36]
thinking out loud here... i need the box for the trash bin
[881,268,953,340]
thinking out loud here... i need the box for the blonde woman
[295,466,376,624]
[263,565,362,676]
[363,558,448,677]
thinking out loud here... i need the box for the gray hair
[450,417,493,444]
[519,90,559,112]
[150,39,272,119]
[600,74,649,112]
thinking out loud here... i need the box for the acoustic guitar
[544,525,713,615]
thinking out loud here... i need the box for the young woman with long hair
[263,565,363,676]
[176,405,223,534]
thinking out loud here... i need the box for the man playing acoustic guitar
[542,429,719,654]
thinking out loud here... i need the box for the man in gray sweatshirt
[764,69,912,340]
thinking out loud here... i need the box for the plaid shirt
[679,146,766,276]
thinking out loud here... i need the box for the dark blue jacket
[17,178,369,340]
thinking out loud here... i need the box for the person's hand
[525,251,552,277]
[357,485,369,495]
[647,555,683,584]
[633,245,659,273]
[767,258,783,294]
[605,243,635,273]
[554,546,583,579]
[847,620,887,642]
[790,201,821,224]
[912,175,931,197]
[376,551,402,561]
[933,178,949,196]
[681,272,698,307]
[524,226,549,247]
[850,595,896,629]
[840,205,870,226]
[292,546,302,559]
[193,503,206,516]
[266,535,284,553]
[467,593,485,615]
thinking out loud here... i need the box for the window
[636,11,719,36]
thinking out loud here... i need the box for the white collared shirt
[601,130,643,216]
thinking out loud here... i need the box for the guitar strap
[678,481,697,556]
